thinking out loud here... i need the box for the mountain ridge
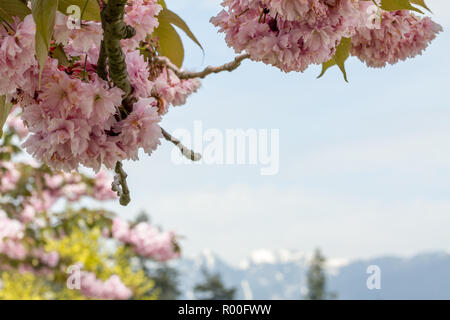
[175,249,450,299]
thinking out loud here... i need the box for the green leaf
[31,0,59,87]
[154,20,185,68]
[58,0,100,22]
[52,44,70,67]
[334,37,351,82]
[158,0,167,8]
[0,95,13,139]
[318,59,337,79]
[379,0,424,14]
[0,8,13,23]
[410,0,431,12]
[158,8,203,51]
[0,0,31,22]
[318,37,351,82]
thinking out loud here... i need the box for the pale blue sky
[101,0,450,264]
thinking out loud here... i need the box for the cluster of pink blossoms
[0,0,200,174]
[80,272,132,300]
[5,107,29,139]
[123,0,162,49]
[112,218,179,261]
[0,141,114,269]
[0,212,26,260]
[0,147,117,224]
[0,162,20,193]
[153,62,202,110]
[211,0,363,72]
[0,211,59,268]
[0,15,35,95]
[351,9,443,67]
[211,0,442,72]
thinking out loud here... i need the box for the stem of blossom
[112,161,131,206]
[161,128,202,162]
[156,53,251,80]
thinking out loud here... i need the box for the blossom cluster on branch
[0,0,442,206]
[211,0,442,72]
[1,1,200,175]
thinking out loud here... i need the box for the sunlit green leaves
[31,0,59,86]
[0,95,13,139]
[0,0,31,22]
[318,37,351,82]
[154,20,184,68]
[58,0,101,22]
[379,0,424,14]
[154,7,203,67]
[158,8,203,51]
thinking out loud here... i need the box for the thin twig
[112,161,131,206]
[161,128,201,162]
[155,53,251,80]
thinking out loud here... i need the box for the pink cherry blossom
[0,15,36,95]
[80,272,132,300]
[114,98,162,160]
[153,66,201,110]
[54,12,103,53]
[211,0,362,72]
[0,162,20,193]
[0,212,26,260]
[21,59,125,171]
[123,0,162,49]
[126,50,153,98]
[351,10,443,68]
[93,171,118,200]
[6,110,29,140]
[112,218,179,262]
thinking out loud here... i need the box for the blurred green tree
[305,248,338,300]
[194,269,236,300]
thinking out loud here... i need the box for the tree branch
[97,0,136,206]
[97,40,108,81]
[112,161,130,206]
[161,127,201,162]
[155,53,251,80]
[100,0,135,100]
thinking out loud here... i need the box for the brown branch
[155,53,251,80]
[161,128,201,162]
[100,0,135,98]
[112,161,130,206]
[98,0,136,206]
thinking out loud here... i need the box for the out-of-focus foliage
[0,114,180,299]
[194,269,236,300]
[304,248,337,300]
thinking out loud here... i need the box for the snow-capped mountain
[175,249,450,300]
